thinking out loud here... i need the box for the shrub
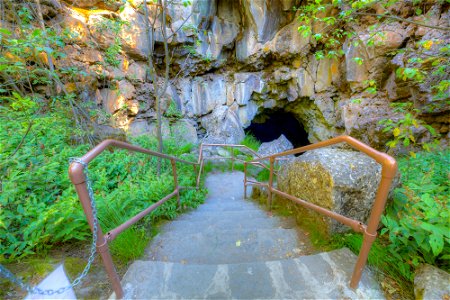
[0,103,205,261]
[381,150,450,273]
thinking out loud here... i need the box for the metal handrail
[195,143,263,188]
[244,135,397,289]
[69,136,396,297]
[69,139,198,299]
[68,140,258,298]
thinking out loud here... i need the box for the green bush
[0,101,205,261]
[381,150,450,273]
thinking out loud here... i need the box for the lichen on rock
[277,148,392,234]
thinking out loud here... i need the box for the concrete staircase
[117,172,384,299]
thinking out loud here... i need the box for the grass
[98,203,150,263]
[240,134,261,151]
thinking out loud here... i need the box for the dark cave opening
[245,110,310,149]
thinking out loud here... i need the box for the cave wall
[21,0,450,149]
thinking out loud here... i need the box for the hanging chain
[0,158,99,296]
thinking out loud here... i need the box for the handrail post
[171,159,181,210]
[196,159,204,190]
[230,146,235,171]
[69,163,123,299]
[350,163,397,288]
[268,157,275,210]
[243,162,247,199]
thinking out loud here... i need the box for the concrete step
[119,248,384,299]
[158,215,296,234]
[192,200,262,212]
[175,209,269,221]
[146,228,302,264]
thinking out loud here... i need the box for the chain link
[0,158,99,295]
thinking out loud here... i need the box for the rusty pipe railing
[195,143,262,188]
[69,139,198,298]
[245,135,397,289]
[69,140,257,298]
[69,136,395,296]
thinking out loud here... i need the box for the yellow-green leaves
[393,127,401,137]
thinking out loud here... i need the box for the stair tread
[120,248,384,299]
[146,228,303,264]
[114,171,384,299]
[159,216,295,232]
[175,209,269,221]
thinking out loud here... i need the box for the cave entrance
[245,110,310,149]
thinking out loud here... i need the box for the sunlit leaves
[396,67,426,82]
[353,57,364,65]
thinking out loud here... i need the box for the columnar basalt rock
[40,0,448,147]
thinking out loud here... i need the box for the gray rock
[235,27,261,62]
[234,73,264,106]
[315,58,338,93]
[414,264,450,300]
[277,148,385,233]
[237,101,258,128]
[118,80,136,100]
[242,0,285,43]
[188,75,226,116]
[341,97,394,149]
[197,16,239,60]
[343,39,369,90]
[258,135,293,157]
[293,68,315,97]
[128,119,151,137]
[170,119,198,145]
[148,118,171,139]
[361,23,407,59]
[268,19,311,57]
[126,62,146,83]
[191,0,217,29]
[201,106,245,144]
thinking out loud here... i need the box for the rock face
[34,0,449,147]
[414,264,450,300]
[258,135,293,157]
[277,148,384,234]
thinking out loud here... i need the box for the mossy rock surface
[277,148,386,234]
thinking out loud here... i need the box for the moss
[277,161,335,236]
[64,257,86,280]
[272,194,333,248]
[17,259,55,284]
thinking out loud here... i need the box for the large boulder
[414,264,450,300]
[257,134,293,157]
[277,148,386,234]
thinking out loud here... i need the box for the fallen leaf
[236,240,241,247]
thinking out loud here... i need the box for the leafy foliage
[295,0,449,154]
[381,150,450,271]
[0,4,98,144]
[0,98,205,261]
